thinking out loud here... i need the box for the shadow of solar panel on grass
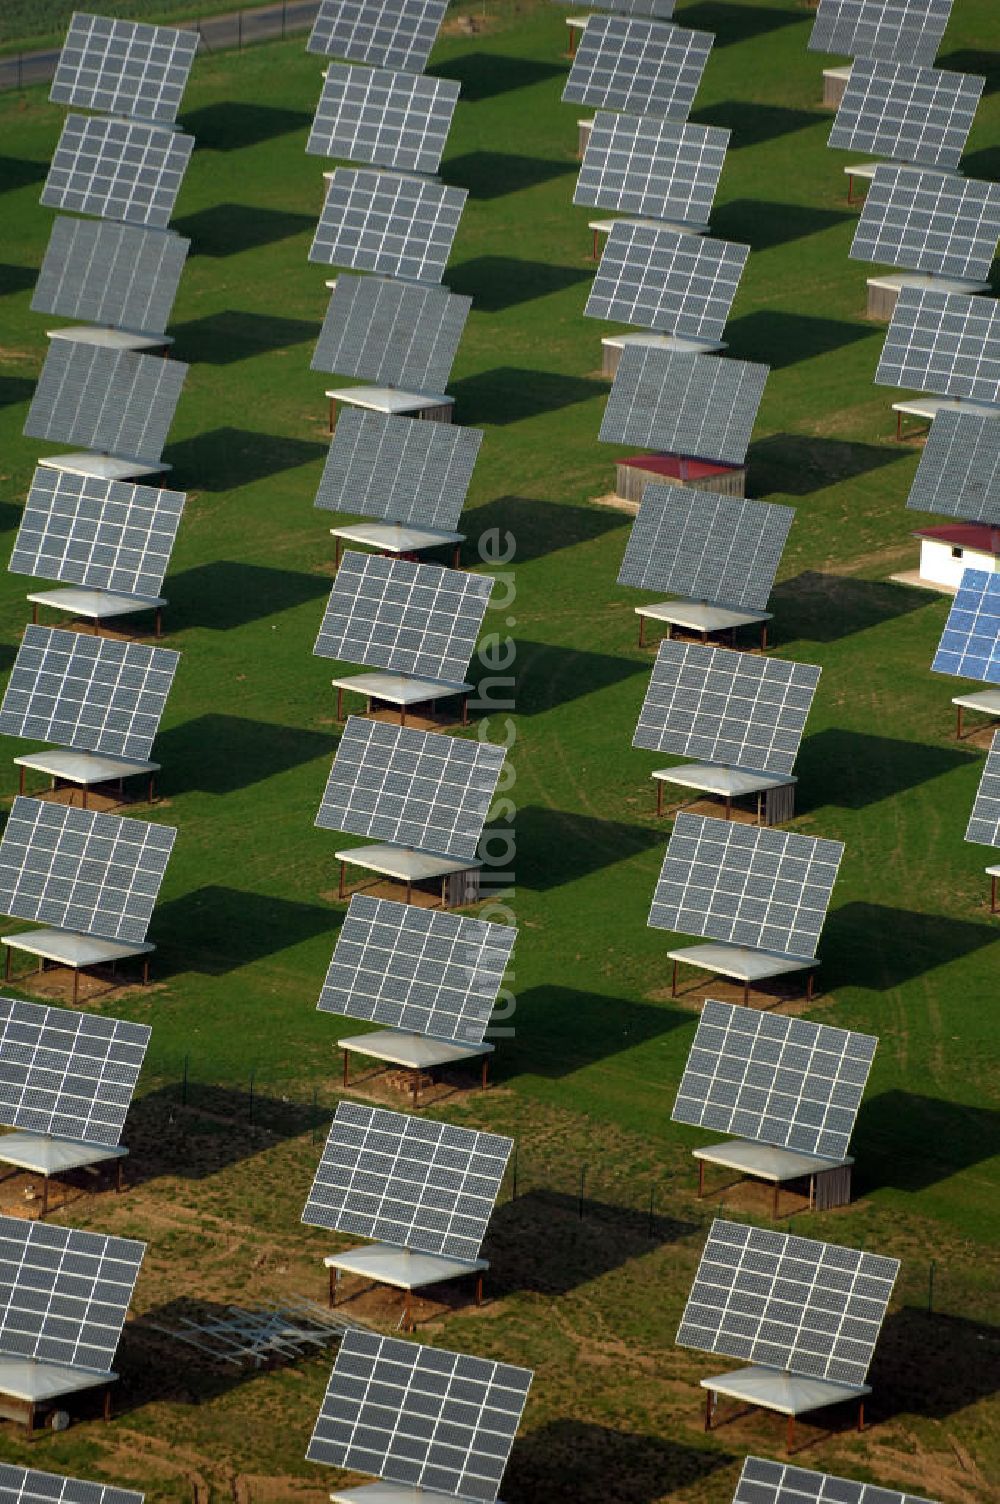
[0,375,35,407]
[694,100,821,148]
[854,1091,1000,1195]
[516,806,664,891]
[154,886,336,974]
[510,639,645,715]
[448,257,593,311]
[180,101,313,149]
[164,428,327,488]
[769,572,933,642]
[796,730,976,810]
[173,203,316,256]
[0,156,48,193]
[821,902,997,991]
[938,50,1000,95]
[962,144,1000,180]
[167,561,330,626]
[750,434,905,496]
[156,714,334,792]
[429,53,566,102]
[727,310,879,369]
[497,985,686,1083]
[169,310,320,365]
[711,199,854,251]
[0,264,36,296]
[0,500,21,535]
[449,367,600,424]
[506,1423,730,1503]
[870,1309,999,1421]
[444,151,576,199]
[465,494,626,564]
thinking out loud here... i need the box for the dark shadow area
[855,1091,1000,1196]
[465,493,626,564]
[486,1189,695,1299]
[938,50,1000,95]
[712,199,854,251]
[450,367,600,425]
[445,150,575,199]
[727,309,878,369]
[167,560,329,628]
[173,203,316,257]
[693,100,821,148]
[962,144,1000,180]
[156,714,333,793]
[154,886,335,975]
[0,376,35,407]
[498,985,686,1084]
[822,902,997,992]
[0,264,37,297]
[871,1309,999,1422]
[448,255,592,311]
[516,806,664,892]
[429,52,566,102]
[507,1421,730,1501]
[751,433,906,496]
[513,638,644,715]
[0,157,48,193]
[163,427,327,489]
[169,310,319,365]
[797,729,975,810]
[180,100,312,149]
[680,0,806,44]
[0,501,22,536]
[769,571,933,643]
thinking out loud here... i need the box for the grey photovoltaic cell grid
[564,15,712,118]
[311,277,469,393]
[808,0,952,65]
[907,410,1000,522]
[574,114,730,224]
[932,568,1000,683]
[828,59,983,172]
[676,1219,900,1386]
[850,165,1000,281]
[600,348,769,466]
[618,489,793,612]
[672,998,877,1160]
[0,1464,143,1504]
[734,1457,938,1504]
[307,1328,532,1501]
[633,640,819,777]
[964,729,1000,847]
[314,552,493,683]
[553,0,677,13]
[586,225,748,340]
[0,996,150,1147]
[316,717,505,862]
[302,1101,512,1261]
[10,469,185,599]
[50,13,198,125]
[648,812,844,959]
[41,114,194,229]
[0,626,179,762]
[307,63,458,175]
[0,797,176,945]
[307,0,448,74]
[309,170,466,284]
[0,1215,145,1373]
[315,408,482,530]
[23,344,187,462]
[318,894,515,1044]
[875,288,1000,405]
[31,218,189,336]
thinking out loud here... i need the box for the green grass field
[0,1,998,1499]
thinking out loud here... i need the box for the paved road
[0,0,320,91]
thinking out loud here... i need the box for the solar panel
[315,409,482,530]
[600,348,769,466]
[307,63,458,175]
[649,811,844,959]
[307,1328,532,1501]
[965,729,1000,847]
[41,114,194,229]
[562,16,713,119]
[9,469,185,599]
[0,1214,144,1372]
[734,1457,938,1504]
[50,13,198,125]
[0,797,176,945]
[672,998,877,1160]
[633,641,819,776]
[23,343,187,462]
[808,0,952,65]
[0,626,179,762]
[0,996,150,1147]
[311,276,469,393]
[315,552,492,682]
[316,717,505,862]
[309,170,466,284]
[307,0,448,74]
[318,893,515,1043]
[906,410,1000,522]
[587,225,748,340]
[31,218,189,337]
[932,568,1000,683]
[676,1219,899,1386]
[578,0,677,14]
[876,288,1000,406]
[574,114,729,224]
[303,1101,512,1260]
[0,1464,143,1504]
[618,489,793,611]
[850,165,1000,281]
[828,59,984,173]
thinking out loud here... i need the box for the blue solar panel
[931,568,1000,684]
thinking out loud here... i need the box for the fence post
[248,1069,254,1125]
[927,1260,935,1315]
[578,1165,586,1220]
[181,1053,188,1106]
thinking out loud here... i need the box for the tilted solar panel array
[586,225,749,340]
[0,1464,144,1504]
[965,730,1000,848]
[851,165,1000,281]
[734,1457,939,1504]
[563,16,713,119]
[828,59,983,172]
[809,0,953,66]
[575,115,730,224]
